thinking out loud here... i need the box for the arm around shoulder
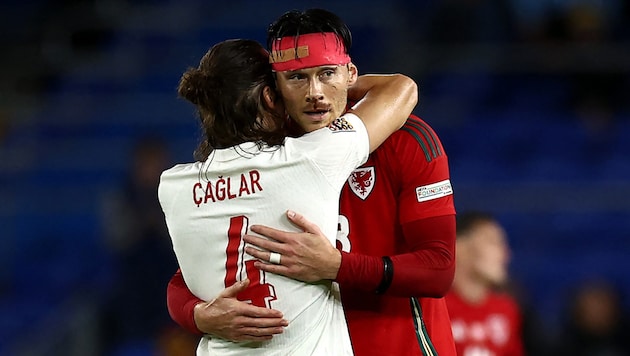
[348,74,418,152]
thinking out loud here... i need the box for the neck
[452,270,490,304]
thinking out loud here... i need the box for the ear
[346,62,358,86]
[263,85,276,109]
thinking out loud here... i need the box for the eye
[288,73,305,81]
[319,68,337,81]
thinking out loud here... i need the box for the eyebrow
[278,65,340,77]
[295,65,339,73]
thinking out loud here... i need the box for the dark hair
[456,211,497,238]
[178,39,286,161]
[266,8,352,54]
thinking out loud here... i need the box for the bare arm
[347,74,418,152]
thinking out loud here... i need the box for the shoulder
[328,113,364,133]
[383,114,446,163]
[294,113,365,142]
[158,162,202,208]
[160,162,199,180]
[159,162,200,194]
[289,113,368,154]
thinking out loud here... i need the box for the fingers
[235,325,286,342]
[286,210,323,235]
[245,248,291,275]
[244,246,290,276]
[234,307,289,341]
[219,281,285,319]
[225,319,287,342]
[219,278,250,298]
[252,260,285,275]
[195,286,289,342]
[249,224,288,243]
[240,302,286,319]
[245,244,271,262]
[249,210,318,240]
[243,233,281,252]
[240,314,289,328]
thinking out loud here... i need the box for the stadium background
[0,0,629,355]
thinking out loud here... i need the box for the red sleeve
[335,252,383,291]
[336,214,455,297]
[390,214,455,296]
[167,269,204,336]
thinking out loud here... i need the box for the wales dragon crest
[347,167,375,200]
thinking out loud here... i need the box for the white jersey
[158,113,369,356]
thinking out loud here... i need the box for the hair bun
[178,68,221,106]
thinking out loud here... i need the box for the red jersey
[335,115,457,356]
[445,290,524,356]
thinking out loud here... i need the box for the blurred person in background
[552,279,630,356]
[99,136,196,355]
[167,8,458,356]
[446,211,525,356]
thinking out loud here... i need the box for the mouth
[304,107,332,122]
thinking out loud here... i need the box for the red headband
[269,32,351,71]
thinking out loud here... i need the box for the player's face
[274,64,357,133]
[469,222,511,286]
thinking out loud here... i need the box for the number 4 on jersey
[225,215,277,308]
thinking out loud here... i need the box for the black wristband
[375,256,394,294]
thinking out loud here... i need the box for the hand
[194,279,288,342]
[244,210,342,282]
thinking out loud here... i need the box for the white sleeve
[288,113,370,188]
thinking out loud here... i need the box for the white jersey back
[158,114,369,355]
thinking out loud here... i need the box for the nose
[305,79,324,102]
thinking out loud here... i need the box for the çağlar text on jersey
[192,170,263,207]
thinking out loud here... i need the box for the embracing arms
[167,270,287,340]
[166,211,456,336]
[244,211,456,297]
[348,74,418,152]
